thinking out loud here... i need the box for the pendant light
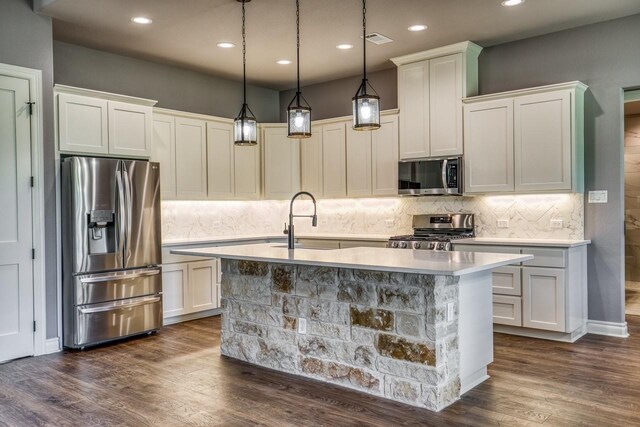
[234,0,257,145]
[286,0,311,138]
[352,0,380,131]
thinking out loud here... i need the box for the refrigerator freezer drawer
[75,267,161,305]
[72,295,162,347]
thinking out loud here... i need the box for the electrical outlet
[385,219,395,228]
[588,190,608,204]
[212,220,222,228]
[297,318,307,335]
[497,219,509,229]
[447,303,455,322]
[550,219,564,229]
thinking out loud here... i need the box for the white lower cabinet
[162,259,221,322]
[522,267,566,332]
[492,295,522,327]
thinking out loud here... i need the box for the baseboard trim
[44,337,61,354]
[493,324,586,343]
[587,320,629,338]
[163,308,222,326]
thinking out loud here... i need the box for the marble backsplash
[162,193,584,241]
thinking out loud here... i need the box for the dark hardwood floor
[2,316,640,427]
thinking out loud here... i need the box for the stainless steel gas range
[388,213,474,251]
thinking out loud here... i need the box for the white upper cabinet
[322,122,347,198]
[346,127,372,197]
[55,85,156,158]
[372,115,399,196]
[463,82,586,194]
[514,90,572,192]
[429,53,463,157]
[300,129,324,197]
[234,144,261,200]
[175,117,207,200]
[108,101,153,157]
[397,60,430,159]
[392,42,482,161]
[207,120,235,200]
[464,99,514,193]
[152,113,177,199]
[262,125,301,200]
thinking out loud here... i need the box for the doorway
[624,90,640,317]
[0,63,46,363]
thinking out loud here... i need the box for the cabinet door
[162,263,188,319]
[262,126,301,200]
[207,121,235,200]
[514,90,572,192]
[58,93,109,155]
[301,128,323,196]
[346,127,372,197]
[152,114,177,199]
[398,60,429,159]
[492,266,522,296]
[429,53,463,157]
[234,144,261,200]
[464,99,514,193]
[188,260,219,312]
[493,295,522,327]
[522,267,566,332]
[372,115,399,196]
[175,117,207,199]
[108,101,153,158]
[322,122,347,198]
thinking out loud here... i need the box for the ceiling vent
[364,32,393,45]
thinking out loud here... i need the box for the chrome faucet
[283,191,318,249]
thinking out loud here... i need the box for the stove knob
[390,241,399,248]
[399,242,408,249]
[437,243,446,251]
[413,242,421,249]
[428,242,436,250]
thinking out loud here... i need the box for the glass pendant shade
[234,104,257,145]
[353,79,380,130]
[287,93,311,138]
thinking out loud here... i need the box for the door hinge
[26,101,35,116]
[32,248,35,260]
[30,176,34,187]
[33,321,36,332]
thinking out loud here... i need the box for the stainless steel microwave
[398,156,463,196]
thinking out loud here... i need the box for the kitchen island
[171,244,531,411]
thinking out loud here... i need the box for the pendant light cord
[242,0,247,106]
[362,0,367,82]
[296,0,301,96]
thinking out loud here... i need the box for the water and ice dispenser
[87,209,116,255]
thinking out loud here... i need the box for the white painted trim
[587,320,629,338]
[0,62,48,357]
[45,337,61,354]
[493,324,587,343]
[163,308,222,326]
[308,109,399,127]
[153,107,234,123]
[54,84,157,106]
[624,89,640,103]
[463,81,588,103]
[390,41,483,66]
[460,367,489,395]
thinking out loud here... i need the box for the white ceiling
[40,0,640,90]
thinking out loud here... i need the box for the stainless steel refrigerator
[61,157,163,348]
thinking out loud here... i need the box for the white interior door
[0,75,34,362]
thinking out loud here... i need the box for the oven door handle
[441,159,449,189]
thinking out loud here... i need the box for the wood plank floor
[1,316,640,427]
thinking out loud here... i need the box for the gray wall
[53,41,280,122]
[278,13,640,324]
[0,0,57,338]
[279,68,397,122]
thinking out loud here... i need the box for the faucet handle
[283,222,289,235]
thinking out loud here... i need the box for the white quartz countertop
[162,233,391,247]
[454,237,591,248]
[171,243,533,276]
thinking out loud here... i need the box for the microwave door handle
[441,159,449,189]
[115,166,126,260]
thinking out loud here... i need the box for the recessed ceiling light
[336,44,354,50]
[501,0,524,6]
[131,16,152,24]
[217,42,235,49]
[276,59,292,65]
[408,24,428,32]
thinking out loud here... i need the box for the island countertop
[171,243,532,276]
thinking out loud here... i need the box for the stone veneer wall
[162,193,584,241]
[220,259,461,411]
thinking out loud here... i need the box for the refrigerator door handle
[78,295,162,314]
[122,166,133,262]
[115,163,126,259]
[78,267,161,284]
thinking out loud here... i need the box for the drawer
[75,267,162,305]
[493,295,522,327]
[492,266,522,296]
[522,248,566,268]
[454,245,523,265]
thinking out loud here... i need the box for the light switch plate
[588,190,608,204]
[497,219,509,229]
[385,219,395,228]
[550,219,564,229]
